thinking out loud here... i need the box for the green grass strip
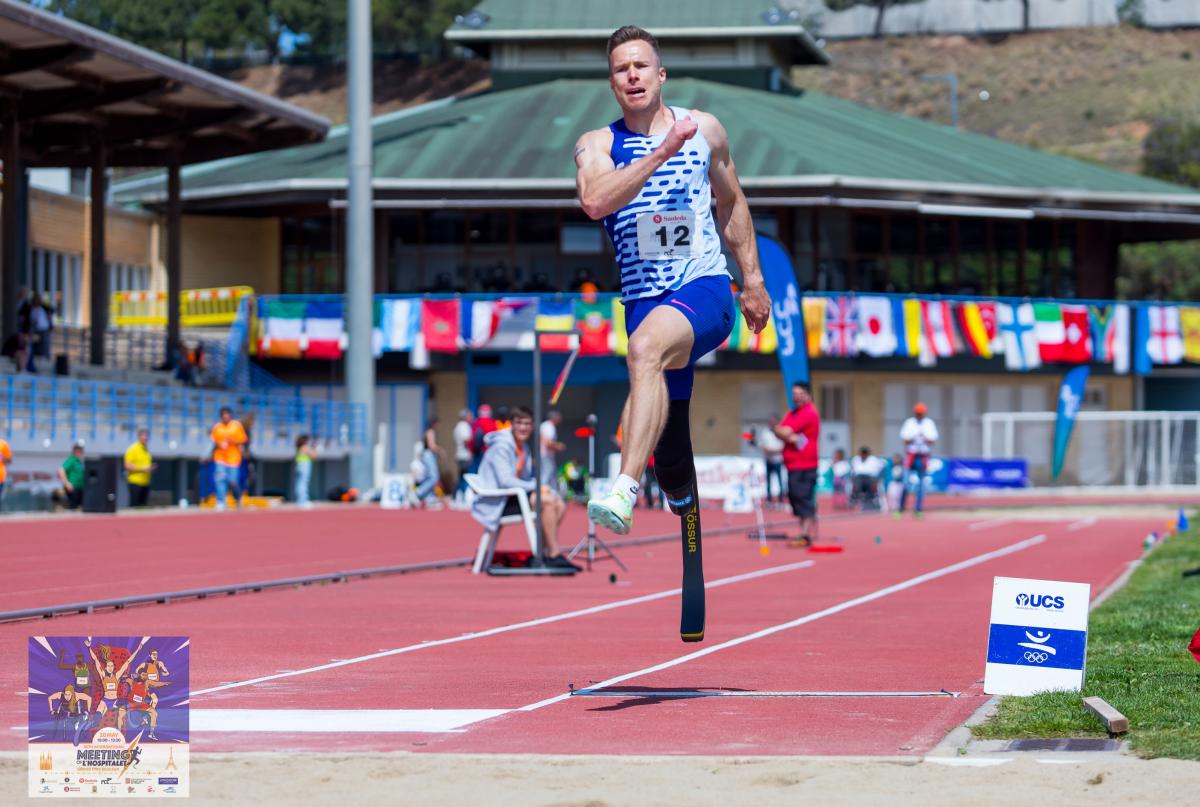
[973,526,1200,759]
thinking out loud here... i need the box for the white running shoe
[588,489,635,535]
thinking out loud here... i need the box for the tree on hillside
[1121,114,1200,300]
[47,0,200,61]
[1142,118,1200,188]
[375,0,477,57]
[45,0,477,61]
[47,0,275,61]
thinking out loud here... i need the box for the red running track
[0,506,1161,756]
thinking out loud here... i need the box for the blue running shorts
[623,274,735,401]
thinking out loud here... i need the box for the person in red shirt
[774,382,821,547]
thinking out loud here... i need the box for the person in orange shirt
[0,435,11,511]
[211,407,247,510]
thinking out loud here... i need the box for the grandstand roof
[113,78,1200,217]
[444,0,829,65]
[0,0,328,167]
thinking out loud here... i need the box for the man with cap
[897,402,938,518]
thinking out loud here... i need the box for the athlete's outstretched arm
[574,120,695,220]
[699,112,771,333]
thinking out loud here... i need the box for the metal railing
[1,374,367,459]
[47,327,231,377]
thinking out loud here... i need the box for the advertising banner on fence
[29,636,189,798]
[984,578,1090,696]
[944,458,1029,489]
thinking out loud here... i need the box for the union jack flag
[824,296,859,358]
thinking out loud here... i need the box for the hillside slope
[224,58,490,124]
[790,25,1200,174]
[224,26,1200,177]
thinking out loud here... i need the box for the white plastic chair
[463,473,539,574]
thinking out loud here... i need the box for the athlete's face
[104,661,114,674]
[608,41,665,113]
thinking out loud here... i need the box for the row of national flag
[253,295,1200,375]
[804,296,1200,374]
[254,297,778,363]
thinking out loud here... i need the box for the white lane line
[191,560,816,698]
[190,709,506,733]
[1066,517,1097,532]
[518,534,1046,712]
[968,518,1013,532]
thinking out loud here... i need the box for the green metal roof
[114,78,1200,208]
[446,0,815,39]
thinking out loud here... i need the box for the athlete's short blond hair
[607,26,660,61]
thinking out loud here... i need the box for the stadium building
[23,1,1200,493]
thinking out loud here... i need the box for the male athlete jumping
[577,26,770,640]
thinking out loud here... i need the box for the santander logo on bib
[653,214,662,224]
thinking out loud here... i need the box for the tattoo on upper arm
[574,144,587,160]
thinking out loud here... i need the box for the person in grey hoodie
[471,406,575,569]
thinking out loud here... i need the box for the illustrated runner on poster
[575,25,771,641]
[86,636,146,722]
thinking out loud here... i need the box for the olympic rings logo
[1023,651,1049,664]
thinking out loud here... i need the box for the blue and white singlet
[602,107,729,303]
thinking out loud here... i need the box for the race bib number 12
[637,211,696,260]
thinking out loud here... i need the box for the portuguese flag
[575,301,612,356]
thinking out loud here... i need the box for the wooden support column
[166,155,182,363]
[89,141,108,365]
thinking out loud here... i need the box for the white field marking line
[1067,516,1097,532]
[967,517,1013,532]
[190,708,505,733]
[571,690,959,698]
[190,559,816,698]
[519,534,1046,712]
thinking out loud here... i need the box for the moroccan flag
[957,301,993,359]
[576,301,612,356]
[304,300,344,359]
[1060,304,1092,363]
[1034,303,1066,363]
[802,297,826,357]
[421,299,460,353]
[1181,308,1200,364]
